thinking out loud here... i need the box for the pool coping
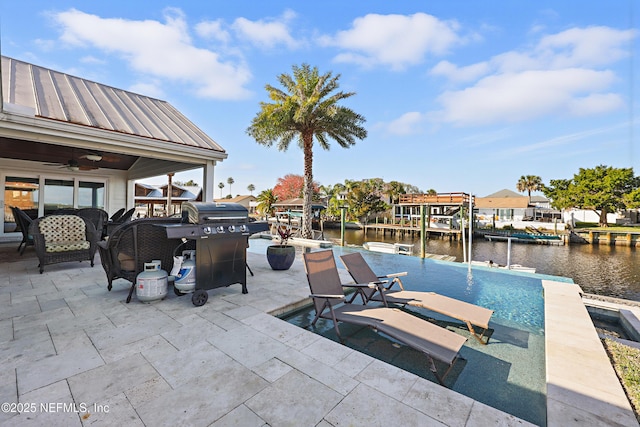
[543,280,638,426]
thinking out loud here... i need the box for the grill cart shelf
[160,202,268,306]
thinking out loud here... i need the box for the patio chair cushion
[38,215,88,250]
[117,252,136,271]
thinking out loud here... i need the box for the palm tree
[247,63,367,238]
[256,189,277,219]
[516,175,543,199]
[247,184,255,195]
[227,177,234,196]
[218,182,224,198]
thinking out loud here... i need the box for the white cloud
[129,81,165,99]
[195,19,231,44]
[430,26,635,126]
[52,8,252,100]
[381,112,424,135]
[430,60,490,83]
[319,13,465,70]
[437,69,619,125]
[536,26,635,69]
[231,9,301,49]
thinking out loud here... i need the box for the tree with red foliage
[273,174,319,201]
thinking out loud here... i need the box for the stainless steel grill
[161,202,268,306]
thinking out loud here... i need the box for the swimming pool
[249,239,574,426]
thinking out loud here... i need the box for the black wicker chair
[104,207,136,237]
[77,208,109,239]
[98,217,193,303]
[11,206,34,255]
[109,208,126,222]
[29,214,99,273]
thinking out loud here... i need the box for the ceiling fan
[44,158,99,171]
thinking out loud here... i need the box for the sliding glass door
[2,175,106,236]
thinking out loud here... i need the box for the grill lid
[181,202,248,224]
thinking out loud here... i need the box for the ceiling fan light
[68,165,80,172]
[85,154,102,161]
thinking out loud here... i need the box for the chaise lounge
[303,249,467,385]
[339,252,494,344]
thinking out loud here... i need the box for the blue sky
[1,1,638,198]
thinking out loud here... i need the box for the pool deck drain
[0,244,636,426]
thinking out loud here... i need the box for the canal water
[322,228,640,301]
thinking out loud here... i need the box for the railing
[398,192,470,205]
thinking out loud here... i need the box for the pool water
[249,239,574,426]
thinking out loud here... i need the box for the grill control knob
[228,225,236,232]
[240,225,248,232]
[216,226,225,233]
[203,226,212,235]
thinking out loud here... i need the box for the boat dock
[363,223,462,240]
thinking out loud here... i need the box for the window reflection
[4,177,40,232]
[79,181,105,209]
[44,179,74,215]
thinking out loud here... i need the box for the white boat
[363,242,414,255]
[470,260,536,273]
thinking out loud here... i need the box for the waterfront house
[0,56,227,242]
[475,189,564,230]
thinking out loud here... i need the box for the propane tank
[136,260,168,302]
[174,250,196,293]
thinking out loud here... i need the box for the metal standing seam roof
[1,56,225,154]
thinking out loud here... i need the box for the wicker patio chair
[98,217,193,303]
[11,206,34,255]
[77,208,109,240]
[109,208,126,222]
[29,214,99,273]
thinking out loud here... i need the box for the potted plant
[266,226,296,270]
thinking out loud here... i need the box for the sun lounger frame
[340,252,494,344]
[303,250,467,386]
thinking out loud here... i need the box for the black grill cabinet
[161,202,268,306]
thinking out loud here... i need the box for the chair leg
[246,263,254,276]
[465,321,489,345]
[126,283,135,303]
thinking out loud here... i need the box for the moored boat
[363,241,414,255]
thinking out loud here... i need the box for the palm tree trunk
[302,132,314,239]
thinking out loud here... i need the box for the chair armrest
[310,294,345,300]
[343,280,388,289]
[378,272,407,291]
[379,272,408,279]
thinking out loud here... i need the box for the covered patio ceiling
[0,137,138,171]
[0,55,227,181]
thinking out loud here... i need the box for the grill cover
[181,202,248,224]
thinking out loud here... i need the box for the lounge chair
[303,249,467,385]
[339,252,494,344]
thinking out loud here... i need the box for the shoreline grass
[603,338,640,422]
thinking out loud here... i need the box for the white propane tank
[174,250,196,293]
[136,260,168,302]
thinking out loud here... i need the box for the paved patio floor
[0,242,636,426]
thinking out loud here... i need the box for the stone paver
[0,242,636,426]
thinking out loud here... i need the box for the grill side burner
[160,202,268,305]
